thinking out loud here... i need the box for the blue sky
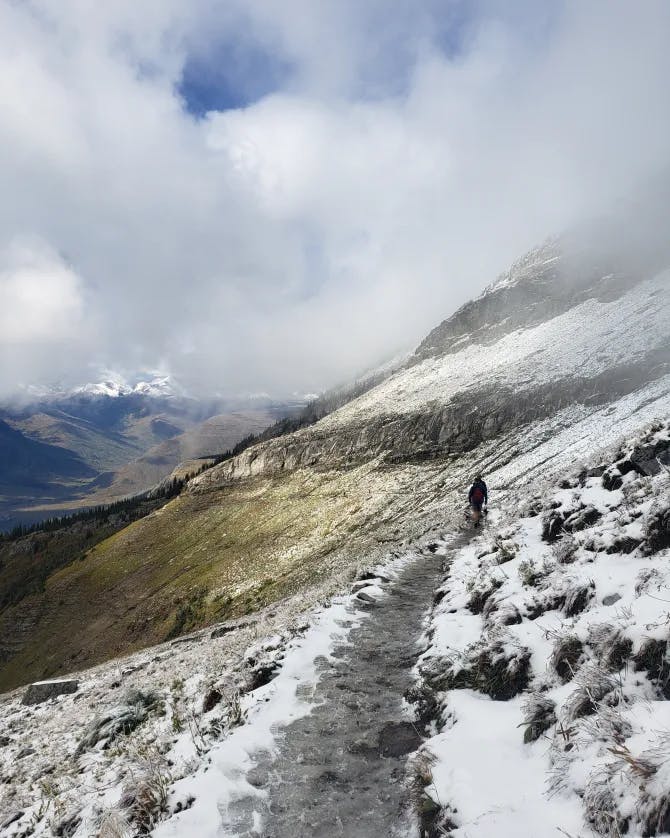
[177,1,562,116]
[179,39,293,117]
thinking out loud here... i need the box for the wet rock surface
[224,549,445,837]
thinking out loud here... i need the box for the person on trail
[468,475,488,527]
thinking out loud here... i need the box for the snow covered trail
[156,539,462,838]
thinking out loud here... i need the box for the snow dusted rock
[351,577,384,592]
[210,617,256,639]
[602,592,622,606]
[21,679,78,705]
[355,584,385,602]
[645,499,670,554]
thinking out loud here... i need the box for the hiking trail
[221,536,464,837]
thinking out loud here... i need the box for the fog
[0,1,669,398]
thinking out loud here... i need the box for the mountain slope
[0,236,668,691]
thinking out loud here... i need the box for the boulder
[22,679,78,705]
[602,593,622,606]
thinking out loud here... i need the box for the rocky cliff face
[192,246,670,491]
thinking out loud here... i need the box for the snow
[154,595,363,838]
[417,420,670,837]
[75,374,176,398]
[1,259,669,835]
[319,270,670,425]
[428,691,584,837]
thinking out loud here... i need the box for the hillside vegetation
[0,460,409,691]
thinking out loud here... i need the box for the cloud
[0,238,91,392]
[0,1,669,397]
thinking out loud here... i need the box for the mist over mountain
[2,2,670,398]
[0,381,304,532]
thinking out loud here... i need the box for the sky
[0,0,669,398]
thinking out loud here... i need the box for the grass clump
[421,638,531,701]
[76,689,163,755]
[633,638,670,699]
[466,575,503,614]
[521,694,557,743]
[552,635,584,683]
[564,580,595,617]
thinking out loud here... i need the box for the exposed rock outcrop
[22,679,78,705]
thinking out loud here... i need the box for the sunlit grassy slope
[0,460,402,692]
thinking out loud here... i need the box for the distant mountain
[0,385,304,530]
[2,220,668,693]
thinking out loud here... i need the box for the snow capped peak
[128,375,175,397]
[71,372,180,399]
[482,237,561,297]
[74,379,132,397]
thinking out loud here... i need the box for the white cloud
[0,239,84,343]
[0,1,669,397]
[0,238,91,392]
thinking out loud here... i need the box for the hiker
[468,475,488,527]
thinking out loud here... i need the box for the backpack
[471,485,485,504]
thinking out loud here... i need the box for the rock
[17,746,36,759]
[54,810,81,837]
[211,619,253,639]
[355,591,377,603]
[0,735,11,747]
[357,571,392,583]
[630,441,670,475]
[22,679,79,705]
[202,688,222,713]
[351,578,383,592]
[1,811,24,829]
[246,663,279,691]
[378,721,422,757]
[602,593,622,606]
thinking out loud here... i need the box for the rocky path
[223,540,457,837]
